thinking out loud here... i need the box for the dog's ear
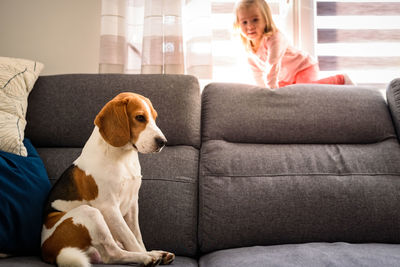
[94,98,130,147]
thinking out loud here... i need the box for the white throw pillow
[0,57,44,156]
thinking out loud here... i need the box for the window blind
[316,0,400,89]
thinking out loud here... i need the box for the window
[118,0,399,88]
[209,0,290,85]
[315,0,400,89]
[209,0,400,89]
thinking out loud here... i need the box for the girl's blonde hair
[233,0,277,51]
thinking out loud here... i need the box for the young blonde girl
[233,0,354,89]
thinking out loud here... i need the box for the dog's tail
[57,247,90,267]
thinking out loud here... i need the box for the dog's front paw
[148,250,175,265]
[142,254,162,267]
[161,251,174,265]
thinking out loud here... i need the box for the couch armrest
[386,78,400,140]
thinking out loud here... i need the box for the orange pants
[279,64,345,87]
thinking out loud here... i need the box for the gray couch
[1,74,400,266]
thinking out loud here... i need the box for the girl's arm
[266,32,288,88]
[248,57,267,87]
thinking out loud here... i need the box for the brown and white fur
[41,92,174,267]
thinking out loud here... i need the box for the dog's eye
[135,115,146,122]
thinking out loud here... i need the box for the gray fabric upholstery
[387,78,400,140]
[139,146,198,256]
[200,139,400,176]
[199,82,400,254]
[202,83,396,144]
[26,74,201,148]
[0,256,198,267]
[199,243,400,267]
[36,148,82,184]
[199,140,400,253]
[5,74,400,266]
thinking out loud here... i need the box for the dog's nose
[155,137,167,149]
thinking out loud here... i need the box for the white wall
[0,0,101,75]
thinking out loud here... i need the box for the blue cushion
[0,139,51,255]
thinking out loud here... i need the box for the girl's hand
[269,82,279,89]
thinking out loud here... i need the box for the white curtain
[99,0,291,85]
[99,0,127,73]
[99,0,212,79]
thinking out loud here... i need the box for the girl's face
[237,4,266,44]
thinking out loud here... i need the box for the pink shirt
[247,31,317,88]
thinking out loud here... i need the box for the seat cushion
[0,255,198,267]
[199,243,400,267]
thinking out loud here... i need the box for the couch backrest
[199,83,400,254]
[202,83,395,144]
[387,78,400,141]
[26,74,201,148]
[25,74,201,257]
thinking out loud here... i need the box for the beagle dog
[41,92,174,267]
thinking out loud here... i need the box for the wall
[0,0,101,75]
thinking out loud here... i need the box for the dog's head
[94,92,167,153]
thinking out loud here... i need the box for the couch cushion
[0,255,198,267]
[25,74,201,148]
[0,57,43,156]
[139,146,199,257]
[199,243,400,267]
[36,148,82,185]
[387,78,400,141]
[202,83,396,144]
[199,139,400,253]
[200,83,400,253]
